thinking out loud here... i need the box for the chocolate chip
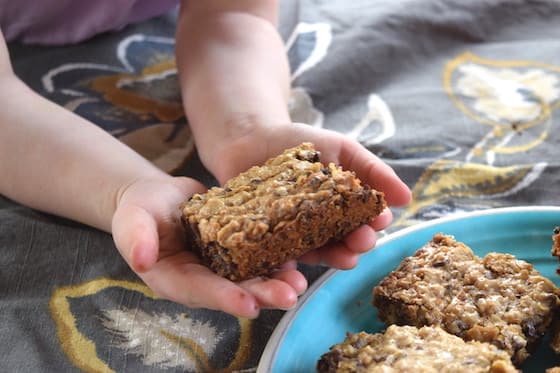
[432,260,448,267]
[522,320,538,339]
[295,150,320,162]
[308,176,323,188]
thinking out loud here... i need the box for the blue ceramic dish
[258,206,560,373]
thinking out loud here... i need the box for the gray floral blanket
[2,0,560,371]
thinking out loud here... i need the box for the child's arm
[0,30,168,232]
[0,0,410,318]
[175,0,291,183]
[175,0,411,267]
[0,28,304,318]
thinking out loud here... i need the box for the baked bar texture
[553,227,560,274]
[551,311,560,354]
[181,143,386,281]
[372,234,559,365]
[316,325,519,373]
[550,227,560,355]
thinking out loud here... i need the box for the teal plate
[258,206,560,373]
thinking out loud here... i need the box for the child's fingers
[298,243,360,269]
[239,276,300,310]
[369,208,393,231]
[142,256,307,317]
[339,139,411,207]
[277,259,298,271]
[112,204,159,273]
[142,259,261,319]
[269,266,308,296]
[343,225,378,254]
[298,221,383,268]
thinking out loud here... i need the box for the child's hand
[197,121,412,270]
[110,121,410,318]
[111,177,307,319]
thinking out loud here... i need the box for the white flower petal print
[42,63,127,94]
[285,22,332,127]
[478,161,547,199]
[41,34,177,98]
[284,24,396,145]
[116,34,175,72]
[102,308,222,370]
[465,129,517,165]
[288,87,324,127]
[456,64,560,123]
[285,22,332,81]
[346,93,396,145]
[36,33,193,173]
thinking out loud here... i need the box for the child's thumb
[112,204,159,273]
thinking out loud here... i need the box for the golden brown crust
[317,325,519,373]
[550,314,560,354]
[553,227,560,274]
[372,234,559,365]
[181,143,386,281]
[549,227,560,355]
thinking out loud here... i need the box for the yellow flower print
[444,52,560,164]
[456,64,560,124]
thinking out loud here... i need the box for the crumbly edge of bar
[550,227,560,354]
[550,314,560,354]
[180,142,386,281]
[372,234,560,365]
[553,227,560,257]
[185,186,385,281]
[553,226,560,274]
[317,325,519,373]
[181,143,366,229]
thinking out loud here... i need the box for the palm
[202,122,410,208]
[202,123,411,267]
[110,124,410,318]
[111,177,307,318]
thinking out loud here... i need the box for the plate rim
[257,205,560,372]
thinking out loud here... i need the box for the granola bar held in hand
[181,143,386,281]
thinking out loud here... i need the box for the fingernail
[249,304,260,319]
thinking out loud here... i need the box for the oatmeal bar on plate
[317,325,518,373]
[373,234,560,364]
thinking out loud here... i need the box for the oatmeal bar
[372,234,560,365]
[551,310,560,354]
[317,325,518,373]
[553,227,560,274]
[550,227,560,355]
[181,143,386,281]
